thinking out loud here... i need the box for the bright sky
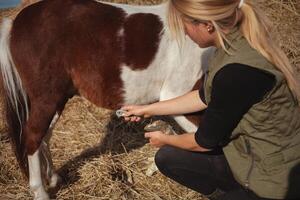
[0,0,21,8]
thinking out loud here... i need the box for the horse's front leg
[159,75,205,133]
[159,91,198,133]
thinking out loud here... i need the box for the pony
[0,0,212,199]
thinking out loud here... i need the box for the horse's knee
[24,129,44,155]
[24,115,56,155]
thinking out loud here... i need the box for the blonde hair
[168,0,300,102]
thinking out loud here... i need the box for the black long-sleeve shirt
[195,63,276,149]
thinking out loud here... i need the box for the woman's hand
[121,105,152,122]
[144,131,167,148]
[145,132,211,152]
[121,90,207,121]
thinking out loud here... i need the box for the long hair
[168,0,300,103]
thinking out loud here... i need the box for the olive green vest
[204,30,300,199]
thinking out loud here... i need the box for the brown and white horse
[0,0,212,199]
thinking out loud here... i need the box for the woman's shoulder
[213,63,275,90]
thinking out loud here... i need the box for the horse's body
[0,0,212,199]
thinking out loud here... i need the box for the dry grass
[0,0,299,199]
[259,0,300,71]
[1,96,201,200]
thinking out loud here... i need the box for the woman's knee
[155,145,180,171]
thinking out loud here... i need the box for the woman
[121,0,300,199]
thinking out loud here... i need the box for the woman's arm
[122,90,207,119]
[144,64,275,152]
[145,131,210,152]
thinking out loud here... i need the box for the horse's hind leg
[24,100,66,200]
[40,112,61,188]
[28,150,49,200]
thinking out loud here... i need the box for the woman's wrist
[160,133,170,145]
[145,103,157,117]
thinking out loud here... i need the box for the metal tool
[115,109,126,118]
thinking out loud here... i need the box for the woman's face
[183,21,217,48]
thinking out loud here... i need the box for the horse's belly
[120,64,165,105]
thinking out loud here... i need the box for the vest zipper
[244,138,254,189]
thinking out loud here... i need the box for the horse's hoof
[49,173,61,188]
[34,196,50,200]
[32,187,50,200]
[145,157,158,176]
[144,120,176,135]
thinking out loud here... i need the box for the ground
[0,0,299,199]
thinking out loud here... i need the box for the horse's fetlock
[49,173,61,188]
[30,184,49,200]
[29,180,43,191]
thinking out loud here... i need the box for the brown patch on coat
[123,13,163,70]
[62,1,126,109]
[8,0,127,174]
[6,0,166,176]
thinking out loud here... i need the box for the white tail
[0,18,29,122]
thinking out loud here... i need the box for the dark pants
[154,145,281,200]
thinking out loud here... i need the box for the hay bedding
[0,0,299,199]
